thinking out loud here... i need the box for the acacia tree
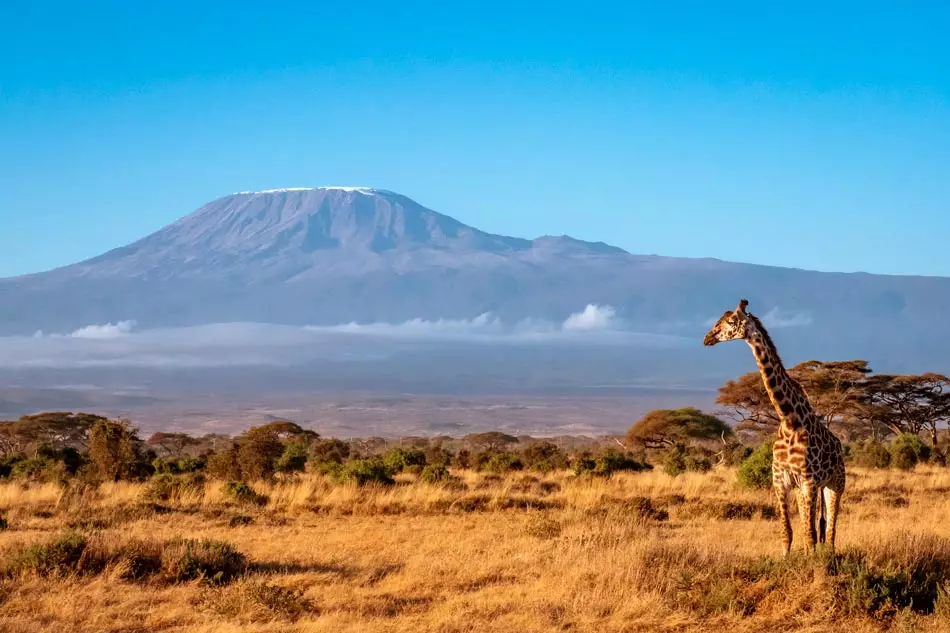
[859,373,950,445]
[10,412,107,455]
[88,418,148,481]
[627,407,732,450]
[147,432,203,458]
[716,360,871,441]
[463,432,519,453]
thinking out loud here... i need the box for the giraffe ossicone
[704,298,846,555]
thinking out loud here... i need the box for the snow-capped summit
[233,186,383,195]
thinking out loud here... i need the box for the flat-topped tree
[704,299,846,555]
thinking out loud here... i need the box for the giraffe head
[703,299,753,346]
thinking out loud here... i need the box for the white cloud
[762,308,813,328]
[562,304,617,331]
[0,308,690,369]
[69,320,136,339]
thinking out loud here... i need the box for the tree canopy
[627,407,732,450]
[715,360,950,445]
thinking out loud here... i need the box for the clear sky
[1,1,949,278]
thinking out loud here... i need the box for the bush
[890,434,931,470]
[142,473,206,503]
[198,580,313,622]
[453,449,473,469]
[237,426,285,481]
[309,439,350,468]
[382,448,427,474]
[330,459,395,486]
[573,449,650,477]
[207,445,243,481]
[721,443,753,467]
[160,538,247,585]
[153,456,205,475]
[850,440,892,469]
[663,447,713,477]
[475,451,524,474]
[736,441,773,489]
[419,464,452,484]
[424,444,454,469]
[3,530,88,577]
[521,441,569,473]
[1,532,247,585]
[88,419,152,482]
[275,442,308,474]
[224,481,268,507]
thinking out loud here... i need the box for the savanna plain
[2,464,950,633]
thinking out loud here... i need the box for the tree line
[714,360,950,445]
[0,360,946,488]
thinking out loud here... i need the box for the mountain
[2,186,950,373]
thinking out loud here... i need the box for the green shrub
[419,464,452,484]
[424,444,454,469]
[521,441,568,473]
[890,434,931,471]
[475,451,523,474]
[142,472,206,503]
[573,449,650,477]
[308,439,350,467]
[275,442,308,474]
[850,441,892,469]
[453,449,473,469]
[224,481,268,507]
[662,447,712,477]
[721,443,753,467]
[382,448,427,474]
[236,426,284,481]
[571,455,597,476]
[11,457,58,481]
[88,418,152,482]
[4,530,88,576]
[736,442,773,489]
[153,456,206,475]
[160,538,247,585]
[206,445,243,481]
[596,449,650,476]
[331,458,395,486]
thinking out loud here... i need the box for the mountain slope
[2,186,949,372]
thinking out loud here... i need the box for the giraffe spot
[780,402,794,416]
[764,366,774,377]
[795,405,807,417]
[773,389,785,401]
[767,376,778,389]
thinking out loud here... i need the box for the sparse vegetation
[0,459,948,631]
[3,403,950,631]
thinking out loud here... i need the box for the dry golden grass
[0,466,949,632]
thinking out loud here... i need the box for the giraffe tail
[817,487,827,545]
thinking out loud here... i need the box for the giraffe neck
[744,318,817,433]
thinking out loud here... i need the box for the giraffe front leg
[774,484,792,556]
[798,482,818,551]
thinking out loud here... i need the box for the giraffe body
[704,299,845,555]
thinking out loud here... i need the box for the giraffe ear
[736,299,749,314]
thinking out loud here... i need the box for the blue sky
[1,1,949,277]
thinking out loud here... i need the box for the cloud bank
[0,305,690,370]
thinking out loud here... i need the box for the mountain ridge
[1,186,949,376]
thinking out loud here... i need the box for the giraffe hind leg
[775,484,793,556]
[798,483,818,551]
[824,487,842,551]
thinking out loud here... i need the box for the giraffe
[703,298,845,555]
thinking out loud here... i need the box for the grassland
[1,466,949,632]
